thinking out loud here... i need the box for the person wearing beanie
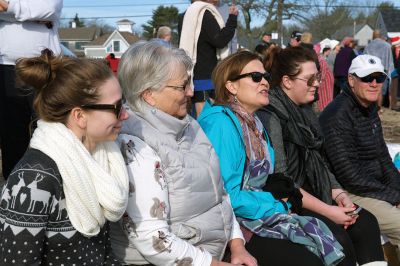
[289,30,302,47]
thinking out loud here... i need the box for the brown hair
[16,49,113,123]
[212,50,261,105]
[268,46,316,88]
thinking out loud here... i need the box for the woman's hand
[332,189,354,208]
[323,205,357,229]
[229,239,257,266]
[229,5,238,16]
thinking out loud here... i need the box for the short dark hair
[263,32,272,37]
[322,47,331,54]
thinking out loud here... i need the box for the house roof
[117,19,134,24]
[59,27,101,41]
[332,24,371,40]
[85,30,140,47]
[380,10,400,32]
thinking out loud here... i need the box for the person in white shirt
[0,0,63,179]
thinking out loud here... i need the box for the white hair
[118,40,193,111]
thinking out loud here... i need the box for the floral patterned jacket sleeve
[118,134,213,266]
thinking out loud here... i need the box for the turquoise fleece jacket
[198,101,290,220]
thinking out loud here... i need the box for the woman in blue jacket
[198,51,346,266]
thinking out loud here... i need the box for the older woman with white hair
[110,40,256,266]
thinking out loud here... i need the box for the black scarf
[266,86,333,204]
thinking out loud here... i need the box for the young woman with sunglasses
[199,50,350,266]
[0,49,129,265]
[256,46,385,266]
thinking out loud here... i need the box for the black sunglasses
[352,73,387,84]
[81,98,124,119]
[232,72,271,83]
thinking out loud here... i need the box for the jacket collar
[122,102,191,140]
[342,85,378,115]
[198,100,244,140]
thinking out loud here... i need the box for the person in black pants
[0,0,63,179]
[257,46,385,266]
[0,66,35,179]
[179,0,237,117]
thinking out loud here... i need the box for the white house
[332,24,373,47]
[59,23,102,57]
[84,20,140,58]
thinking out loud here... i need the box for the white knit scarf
[179,1,229,78]
[30,120,129,237]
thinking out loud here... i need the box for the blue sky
[62,0,399,33]
[62,0,190,32]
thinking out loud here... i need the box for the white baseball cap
[348,55,387,77]
[329,40,339,49]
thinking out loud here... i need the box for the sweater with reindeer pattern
[0,148,120,265]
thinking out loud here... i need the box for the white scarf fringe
[30,120,129,237]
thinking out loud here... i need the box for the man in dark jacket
[320,54,400,248]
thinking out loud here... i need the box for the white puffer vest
[112,104,233,264]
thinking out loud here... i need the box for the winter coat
[319,86,400,205]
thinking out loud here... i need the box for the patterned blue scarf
[235,115,345,266]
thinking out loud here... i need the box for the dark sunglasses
[352,73,387,84]
[293,73,322,86]
[232,72,271,83]
[81,98,124,119]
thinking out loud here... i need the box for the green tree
[364,1,397,28]
[142,6,179,42]
[72,13,85,28]
[234,0,311,47]
[302,5,353,40]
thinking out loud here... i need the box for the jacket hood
[198,100,228,120]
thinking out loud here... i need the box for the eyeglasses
[165,78,191,92]
[232,72,271,83]
[165,83,189,92]
[352,73,387,84]
[293,73,322,86]
[81,98,124,119]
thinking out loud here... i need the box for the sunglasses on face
[232,71,271,83]
[293,73,322,86]
[81,98,124,119]
[352,73,387,84]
